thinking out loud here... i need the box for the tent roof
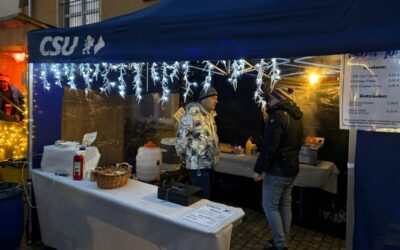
[28,0,400,63]
[0,13,53,29]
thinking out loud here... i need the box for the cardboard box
[157,182,202,206]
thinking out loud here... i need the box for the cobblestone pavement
[231,208,346,250]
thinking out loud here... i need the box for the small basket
[92,163,132,189]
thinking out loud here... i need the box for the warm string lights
[34,59,281,107]
[0,121,28,161]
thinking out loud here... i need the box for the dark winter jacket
[254,100,303,177]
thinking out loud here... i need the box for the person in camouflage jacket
[175,87,219,198]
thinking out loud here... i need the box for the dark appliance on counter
[299,136,325,165]
[158,182,202,206]
[160,137,181,172]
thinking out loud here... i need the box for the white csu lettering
[40,36,79,56]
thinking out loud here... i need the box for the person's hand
[180,160,186,169]
[253,173,264,182]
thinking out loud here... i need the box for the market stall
[0,13,50,161]
[26,1,400,250]
[0,13,50,248]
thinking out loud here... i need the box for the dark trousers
[188,169,214,199]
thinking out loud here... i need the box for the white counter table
[32,169,244,250]
[216,153,339,193]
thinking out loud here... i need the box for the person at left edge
[175,87,219,199]
[0,73,24,122]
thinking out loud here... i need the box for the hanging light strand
[79,63,93,96]
[66,63,77,90]
[49,63,62,88]
[132,62,145,102]
[269,58,281,90]
[253,59,268,110]
[39,64,51,90]
[201,61,214,92]
[182,61,197,102]
[35,59,282,107]
[116,63,127,98]
[228,59,245,91]
[99,63,114,94]
[150,62,160,84]
[159,62,171,104]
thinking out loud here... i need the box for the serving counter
[32,169,244,250]
[216,153,339,193]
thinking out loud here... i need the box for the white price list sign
[178,204,236,232]
[341,50,400,130]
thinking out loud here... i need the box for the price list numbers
[388,73,400,88]
[386,100,399,114]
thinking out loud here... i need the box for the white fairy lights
[254,59,268,110]
[39,64,51,90]
[253,58,281,110]
[150,62,160,83]
[132,63,145,102]
[34,59,281,108]
[269,58,281,89]
[182,61,197,102]
[201,61,214,92]
[228,59,246,91]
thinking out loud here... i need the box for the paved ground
[231,207,346,250]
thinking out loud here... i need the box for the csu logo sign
[39,35,105,56]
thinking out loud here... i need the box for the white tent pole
[346,129,356,250]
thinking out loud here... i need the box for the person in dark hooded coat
[253,87,303,250]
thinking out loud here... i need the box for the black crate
[157,182,202,206]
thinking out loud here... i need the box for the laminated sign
[341,50,400,131]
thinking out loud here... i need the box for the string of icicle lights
[34,59,280,109]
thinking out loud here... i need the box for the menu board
[178,204,236,232]
[341,50,400,130]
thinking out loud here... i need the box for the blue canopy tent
[28,0,400,63]
[27,1,400,249]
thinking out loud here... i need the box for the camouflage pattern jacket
[175,102,219,170]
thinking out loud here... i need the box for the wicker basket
[92,163,132,189]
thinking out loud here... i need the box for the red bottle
[73,153,84,180]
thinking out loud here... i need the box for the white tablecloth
[215,153,339,193]
[32,169,244,250]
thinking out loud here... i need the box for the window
[60,0,100,27]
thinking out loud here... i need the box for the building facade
[1,0,158,27]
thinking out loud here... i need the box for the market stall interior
[27,0,400,249]
[31,55,347,238]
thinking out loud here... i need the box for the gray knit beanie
[198,87,218,101]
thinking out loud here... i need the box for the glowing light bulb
[11,52,26,62]
[309,74,319,85]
